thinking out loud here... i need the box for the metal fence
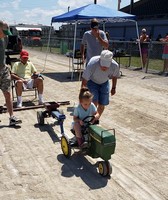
[26,36,165,73]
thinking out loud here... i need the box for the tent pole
[135,21,143,69]
[41,23,52,73]
[103,21,106,32]
[71,21,77,80]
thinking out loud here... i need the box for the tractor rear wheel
[106,161,112,176]
[98,161,108,176]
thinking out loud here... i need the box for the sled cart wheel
[37,111,44,125]
[61,136,71,158]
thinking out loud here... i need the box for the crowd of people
[0,18,167,140]
[75,21,168,147]
[0,18,120,149]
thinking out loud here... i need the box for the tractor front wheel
[61,136,71,158]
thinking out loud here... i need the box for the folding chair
[11,79,37,101]
[71,49,85,80]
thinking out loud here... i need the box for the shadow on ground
[57,153,109,190]
[0,124,22,129]
[13,100,37,108]
[43,72,82,82]
[34,122,60,143]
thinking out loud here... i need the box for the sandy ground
[0,49,168,200]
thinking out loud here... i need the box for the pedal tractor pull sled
[61,116,116,177]
[37,102,67,136]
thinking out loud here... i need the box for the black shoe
[158,71,164,75]
[80,141,88,149]
[70,140,78,147]
[9,116,22,126]
[164,72,168,77]
[69,136,78,147]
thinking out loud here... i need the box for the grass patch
[119,56,163,71]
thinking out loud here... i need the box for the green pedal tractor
[37,104,116,177]
[61,116,116,177]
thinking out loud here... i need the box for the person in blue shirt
[73,87,99,148]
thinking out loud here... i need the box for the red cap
[20,50,29,58]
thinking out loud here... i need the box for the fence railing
[23,36,166,73]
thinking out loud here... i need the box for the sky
[0,0,140,29]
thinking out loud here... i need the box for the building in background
[120,0,168,40]
[58,0,168,41]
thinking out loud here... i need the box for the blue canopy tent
[48,4,140,79]
[51,4,135,22]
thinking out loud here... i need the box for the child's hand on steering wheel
[79,120,84,126]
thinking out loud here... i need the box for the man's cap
[91,18,99,29]
[3,29,12,36]
[20,50,29,58]
[141,28,146,33]
[0,21,12,36]
[100,50,113,68]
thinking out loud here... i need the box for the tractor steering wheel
[82,115,95,124]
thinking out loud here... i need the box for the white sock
[38,94,43,102]
[17,96,22,103]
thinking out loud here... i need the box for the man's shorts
[0,66,11,92]
[23,79,34,90]
[87,80,109,106]
[16,79,34,90]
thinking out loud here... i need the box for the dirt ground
[0,49,168,200]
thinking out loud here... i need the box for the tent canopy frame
[45,4,141,79]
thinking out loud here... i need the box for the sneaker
[38,100,44,105]
[17,102,22,108]
[9,116,22,126]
